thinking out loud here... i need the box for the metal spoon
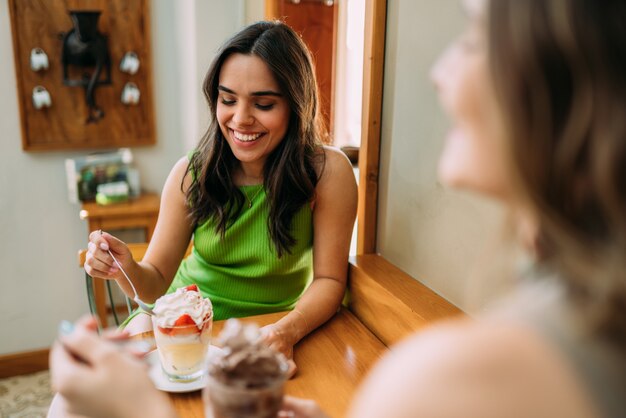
[107,249,155,316]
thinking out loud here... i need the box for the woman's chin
[437,167,466,190]
[437,161,507,201]
[437,133,482,191]
[437,159,484,194]
[436,150,468,189]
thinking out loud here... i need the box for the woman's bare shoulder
[172,155,191,174]
[321,145,353,166]
[313,145,354,183]
[167,155,193,192]
[311,146,356,206]
[157,156,193,210]
[348,319,597,418]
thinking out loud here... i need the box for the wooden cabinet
[79,192,160,242]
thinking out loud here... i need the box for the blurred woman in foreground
[336,0,626,416]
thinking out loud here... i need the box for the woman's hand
[50,315,177,418]
[261,323,298,377]
[85,230,133,281]
[279,396,330,418]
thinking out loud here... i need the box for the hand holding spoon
[98,231,154,315]
[107,249,155,316]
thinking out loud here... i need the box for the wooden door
[266,0,337,141]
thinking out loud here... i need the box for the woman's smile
[229,128,265,144]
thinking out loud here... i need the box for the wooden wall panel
[0,348,49,378]
[349,254,464,346]
[9,0,155,151]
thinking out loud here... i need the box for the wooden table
[167,309,388,418]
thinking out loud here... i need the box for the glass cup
[202,361,288,418]
[151,314,213,382]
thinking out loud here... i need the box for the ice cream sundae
[152,284,213,382]
[203,319,289,418]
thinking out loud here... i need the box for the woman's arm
[263,147,357,360]
[86,157,194,302]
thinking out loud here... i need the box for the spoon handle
[107,249,138,299]
[107,250,155,316]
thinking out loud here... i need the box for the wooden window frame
[357,0,386,255]
[350,0,462,347]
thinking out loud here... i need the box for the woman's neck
[235,163,264,185]
[513,209,541,258]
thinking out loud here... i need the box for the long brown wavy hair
[488,0,626,344]
[184,21,325,257]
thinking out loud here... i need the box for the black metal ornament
[61,10,111,124]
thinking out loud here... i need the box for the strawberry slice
[184,284,199,292]
[170,313,200,336]
[174,314,196,327]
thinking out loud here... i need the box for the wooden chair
[78,243,149,328]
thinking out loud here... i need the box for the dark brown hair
[185,21,324,257]
[488,0,626,343]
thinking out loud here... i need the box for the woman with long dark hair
[83,21,357,370]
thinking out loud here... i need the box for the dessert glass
[202,360,289,418]
[151,314,213,382]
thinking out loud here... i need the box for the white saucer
[147,345,224,393]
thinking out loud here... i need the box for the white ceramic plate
[147,345,224,393]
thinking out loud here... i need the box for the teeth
[233,131,262,142]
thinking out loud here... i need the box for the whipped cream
[153,286,212,328]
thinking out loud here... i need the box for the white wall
[377,0,505,313]
[244,0,265,24]
[0,0,242,355]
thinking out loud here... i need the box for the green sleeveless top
[167,185,313,320]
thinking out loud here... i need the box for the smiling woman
[78,18,356,352]
[41,13,354,407]
[62,21,358,409]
